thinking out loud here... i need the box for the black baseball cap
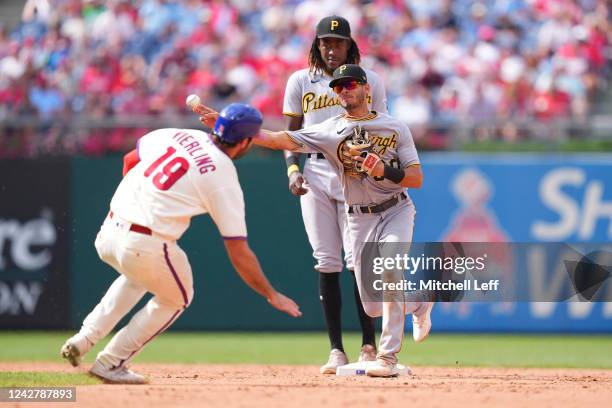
[329,64,368,88]
[316,16,351,40]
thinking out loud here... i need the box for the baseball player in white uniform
[60,103,301,384]
[283,15,387,373]
[248,65,434,377]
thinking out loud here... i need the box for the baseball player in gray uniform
[250,64,434,377]
[283,15,387,373]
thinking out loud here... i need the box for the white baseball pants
[348,198,427,361]
[301,157,354,272]
[76,215,193,368]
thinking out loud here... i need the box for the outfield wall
[410,154,612,332]
[1,153,611,332]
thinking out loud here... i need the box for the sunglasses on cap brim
[332,79,365,93]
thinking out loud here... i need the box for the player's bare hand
[288,171,308,196]
[268,292,302,317]
[195,104,219,128]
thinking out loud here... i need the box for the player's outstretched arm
[192,101,303,152]
[223,239,302,318]
[253,129,303,151]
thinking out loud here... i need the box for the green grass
[0,332,611,369]
[0,372,100,387]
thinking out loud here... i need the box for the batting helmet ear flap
[214,103,263,145]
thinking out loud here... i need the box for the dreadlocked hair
[308,38,361,75]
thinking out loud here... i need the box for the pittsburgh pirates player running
[257,65,433,377]
[60,104,301,384]
[283,15,387,373]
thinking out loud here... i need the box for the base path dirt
[2,362,611,408]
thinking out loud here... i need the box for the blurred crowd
[0,0,610,156]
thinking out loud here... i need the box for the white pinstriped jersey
[283,68,388,126]
[110,128,247,240]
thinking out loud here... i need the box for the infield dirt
[2,362,610,407]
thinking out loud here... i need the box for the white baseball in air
[186,94,201,110]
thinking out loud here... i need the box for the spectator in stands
[29,75,65,119]
[0,0,608,157]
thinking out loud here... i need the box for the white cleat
[60,334,93,367]
[60,341,82,367]
[412,301,434,343]
[366,358,407,377]
[358,344,377,362]
[320,349,349,374]
[89,360,148,384]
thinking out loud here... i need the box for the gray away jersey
[283,68,387,127]
[286,112,420,206]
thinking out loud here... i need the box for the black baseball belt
[307,153,326,159]
[348,192,407,214]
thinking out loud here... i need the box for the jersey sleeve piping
[283,111,303,118]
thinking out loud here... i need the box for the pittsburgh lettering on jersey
[370,133,398,155]
[336,132,398,177]
[301,92,372,114]
[172,131,217,174]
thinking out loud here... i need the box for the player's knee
[184,287,194,308]
[362,301,382,318]
[159,294,192,310]
[175,285,194,309]
[158,285,194,310]
[314,257,343,273]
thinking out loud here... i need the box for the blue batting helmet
[213,103,263,144]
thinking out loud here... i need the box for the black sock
[351,270,376,347]
[319,272,343,352]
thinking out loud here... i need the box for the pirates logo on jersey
[337,126,379,179]
[337,127,399,178]
[337,134,365,179]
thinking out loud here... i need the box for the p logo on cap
[329,64,368,88]
[316,16,351,40]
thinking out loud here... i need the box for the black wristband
[285,153,300,168]
[383,165,404,184]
